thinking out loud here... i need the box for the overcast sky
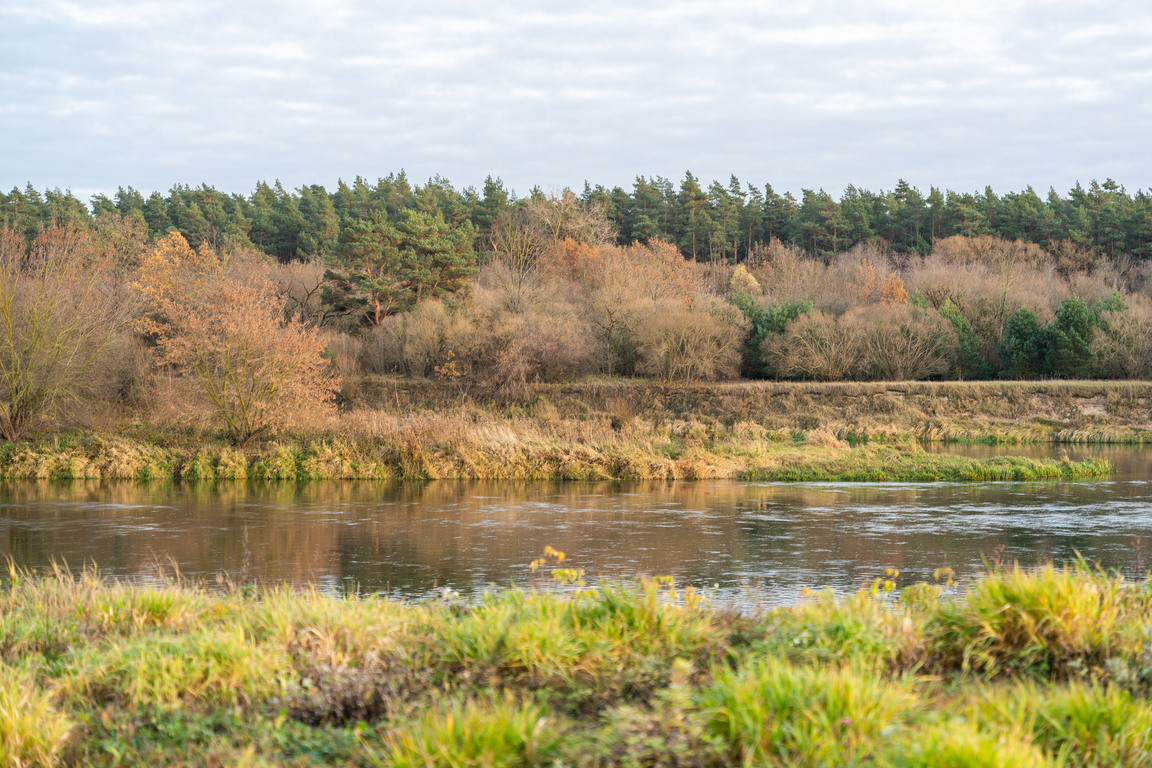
[2,0,1150,202]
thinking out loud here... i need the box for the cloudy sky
[2,0,1150,201]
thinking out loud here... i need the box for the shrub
[364,299,468,377]
[463,293,597,396]
[0,225,137,440]
[853,304,957,381]
[1092,304,1152,378]
[633,299,746,382]
[763,310,863,381]
[138,234,339,444]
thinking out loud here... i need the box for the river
[2,444,1150,604]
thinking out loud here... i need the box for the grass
[10,376,1145,480]
[5,563,1152,766]
[0,421,1115,482]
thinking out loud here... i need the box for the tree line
[3,173,1151,265]
[5,174,1152,446]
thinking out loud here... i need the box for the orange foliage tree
[137,233,338,444]
[880,272,909,304]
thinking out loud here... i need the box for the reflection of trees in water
[1,478,1150,595]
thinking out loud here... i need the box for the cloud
[1,0,1150,201]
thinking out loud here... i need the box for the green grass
[5,563,1152,766]
[0,430,1115,482]
[743,446,1113,482]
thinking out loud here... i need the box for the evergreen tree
[939,300,991,379]
[731,293,812,378]
[999,308,1046,379]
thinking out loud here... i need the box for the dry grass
[0,378,1137,479]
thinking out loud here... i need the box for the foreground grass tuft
[5,564,1152,766]
[0,665,74,768]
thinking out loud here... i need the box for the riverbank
[0,431,1112,481]
[4,564,1150,767]
[11,378,1149,480]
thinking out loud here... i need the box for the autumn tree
[138,233,338,444]
[0,225,135,440]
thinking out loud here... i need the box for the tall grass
[0,665,73,768]
[4,565,1152,766]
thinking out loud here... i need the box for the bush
[633,299,746,382]
[853,304,957,381]
[0,225,137,440]
[763,311,863,381]
[364,299,468,377]
[1092,303,1152,378]
[462,293,598,396]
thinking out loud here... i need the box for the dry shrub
[763,311,862,381]
[1092,300,1152,379]
[464,294,597,396]
[1066,262,1126,306]
[851,304,958,381]
[365,299,469,376]
[632,299,746,382]
[0,224,138,440]
[747,239,825,306]
[476,256,554,314]
[270,257,330,324]
[563,239,704,375]
[96,333,155,409]
[810,243,897,314]
[932,235,1047,281]
[320,330,366,403]
[137,233,339,444]
[1047,238,1100,277]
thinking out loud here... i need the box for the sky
[2,0,1151,202]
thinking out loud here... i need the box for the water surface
[2,444,1150,605]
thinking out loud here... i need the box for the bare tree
[524,189,617,248]
[0,225,136,441]
[484,207,550,312]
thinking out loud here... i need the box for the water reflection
[3,448,1152,604]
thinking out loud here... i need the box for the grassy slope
[3,565,1152,767]
[7,377,1145,480]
